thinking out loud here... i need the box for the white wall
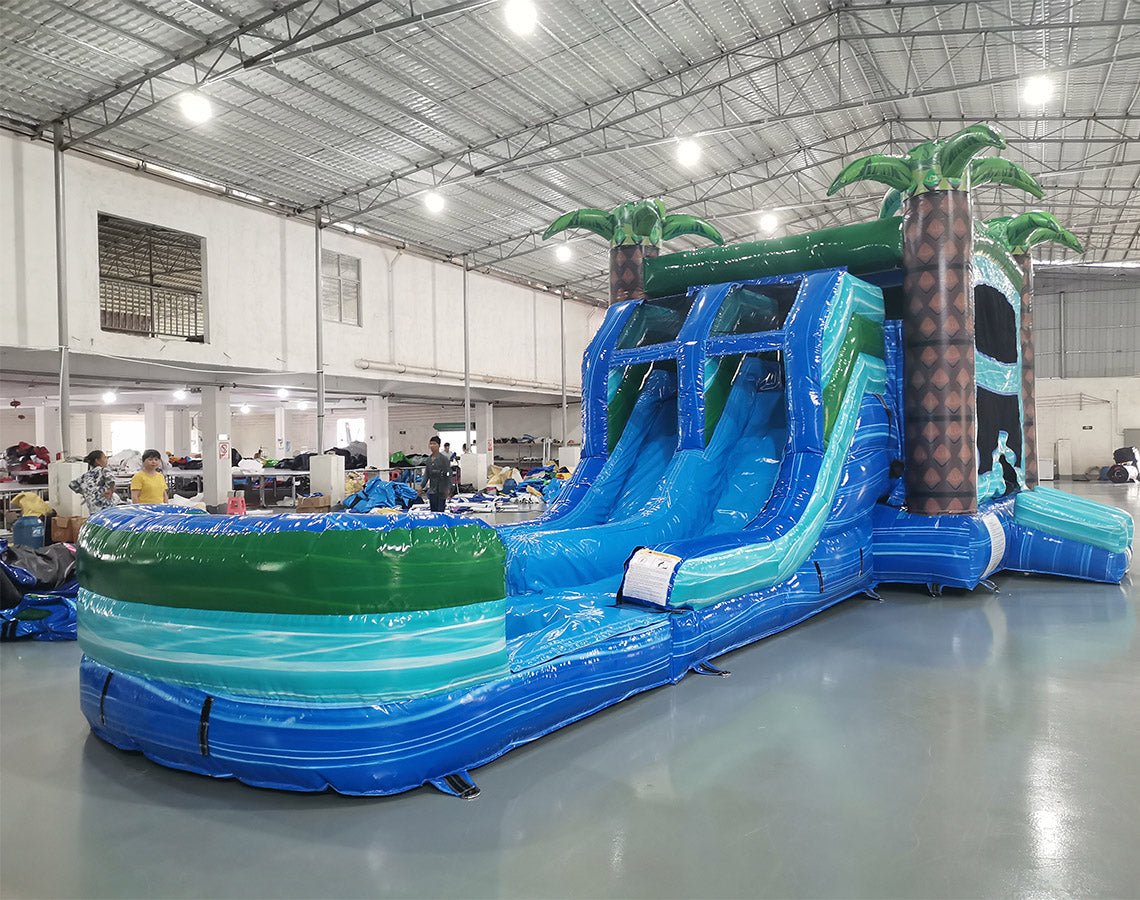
[0,133,599,395]
[1036,376,1140,474]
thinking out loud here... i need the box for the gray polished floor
[2,482,1138,899]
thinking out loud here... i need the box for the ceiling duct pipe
[354,359,578,395]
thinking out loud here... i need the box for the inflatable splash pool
[77,125,1133,797]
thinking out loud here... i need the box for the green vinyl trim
[607,363,651,453]
[703,355,743,446]
[77,522,506,615]
[822,314,885,441]
[644,218,903,298]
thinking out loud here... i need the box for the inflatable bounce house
[76,124,1132,796]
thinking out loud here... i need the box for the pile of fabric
[0,538,78,641]
[343,476,420,513]
[1106,446,1139,484]
[3,442,51,483]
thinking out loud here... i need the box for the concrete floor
[2,482,1138,899]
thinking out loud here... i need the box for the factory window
[98,214,207,341]
[322,251,361,326]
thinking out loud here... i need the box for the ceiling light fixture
[239,404,251,415]
[1022,75,1054,105]
[298,401,310,410]
[424,191,445,214]
[178,92,213,125]
[676,139,701,168]
[759,212,779,235]
[504,0,538,35]
[102,391,117,404]
[556,243,573,262]
[172,389,188,401]
[276,388,290,400]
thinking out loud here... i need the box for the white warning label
[982,512,1006,577]
[622,549,683,607]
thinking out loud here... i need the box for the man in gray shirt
[420,435,452,512]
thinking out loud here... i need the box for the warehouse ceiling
[3,0,1140,300]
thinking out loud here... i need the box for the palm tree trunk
[609,243,659,304]
[902,189,978,515]
[1016,252,1038,488]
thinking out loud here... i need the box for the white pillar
[322,410,338,450]
[310,453,346,504]
[85,412,102,454]
[49,461,86,517]
[35,406,62,458]
[143,402,166,454]
[365,395,390,468]
[172,407,192,457]
[200,386,233,509]
[274,407,289,456]
[475,402,494,456]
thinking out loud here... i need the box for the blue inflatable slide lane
[77,268,1133,797]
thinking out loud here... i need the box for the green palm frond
[938,123,1007,178]
[827,154,916,196]
[1005,211,1082,253]
[661,214,725,245]
[542,208,614,242]
[969,157,1044,198]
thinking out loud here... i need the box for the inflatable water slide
[76,124,1132,796]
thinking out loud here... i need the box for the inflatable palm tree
[828,124,1044,515]
[544,200,723,304]
[986,212,1084,488]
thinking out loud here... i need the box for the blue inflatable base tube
[79,550,878,796]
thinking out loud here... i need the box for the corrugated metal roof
[2,0,1139,299]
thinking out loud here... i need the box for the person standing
[130,449,168,504]
[69,450,117,513]
[419,436,452,513]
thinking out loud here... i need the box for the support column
[35,406,62,457]
[1016,253,1038,488]
[200,386,232,511]
[322,410,338,450]
[310,454,346,504]
[172,408,192,457]
[53,121,71,457]
[274,407,288,457]
[314,209,326,452]
[143,402,166,454]
[475,402,494,456]
[462,254,472,451]
[85,412,103,454]
[560,285,568,445]
[365,395,390,468]
[901,189,977,515]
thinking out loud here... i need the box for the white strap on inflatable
[981,512,1006,578]
[622,549,683,607]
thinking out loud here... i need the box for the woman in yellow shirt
[130,449,168,504]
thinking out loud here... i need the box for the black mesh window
[710,283,798,336]
[975,284,1017,363]
[616,294,693,349]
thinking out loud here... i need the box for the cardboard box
[51,515,87,544]
[295,495,331,513]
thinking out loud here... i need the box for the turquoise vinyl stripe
[1013,486,1134,554]
[669,355,887,608]
[77,590,508,704]
[976,352,1020,396]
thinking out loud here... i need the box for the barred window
[98,214,206,341]
[322,250,361,325]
